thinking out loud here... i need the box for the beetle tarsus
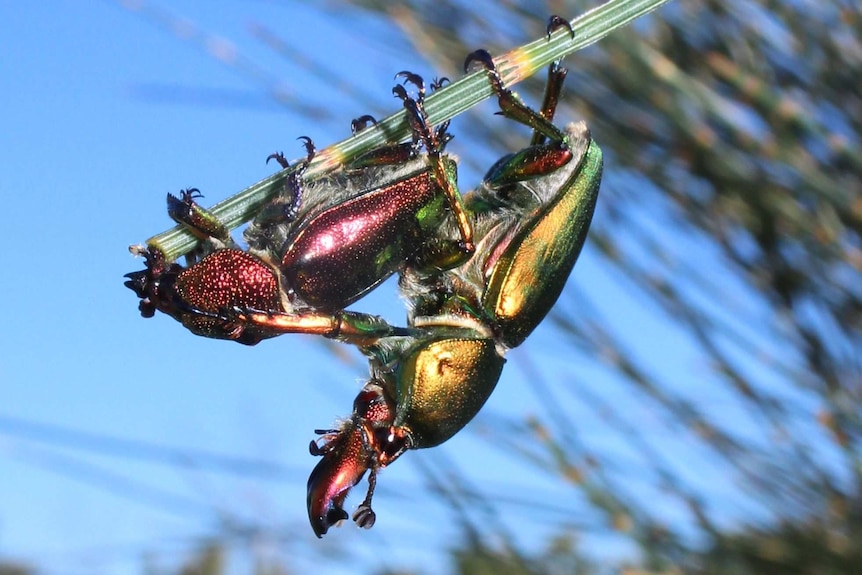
[464,49,506,94]
[430,77,449,91]
[546,15,574,40]
[266,151,289,169]
[180,188,203,201]
[297,136,316,161]
[466,48,571,148]
[395,70,425,98]
[273,137,315,221]
[351,114,377,134]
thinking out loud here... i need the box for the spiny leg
[167,188,234,246]
[225,306,417,346]
[262,137,316,223]
[429,77,453,147]
[393,72,475,257]
[464,44,575,187]
[348,76,450,165]
[393,71,433,153]
[464,48,570,146]
[464,14,574,146]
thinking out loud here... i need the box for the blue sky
[1,1,838,574]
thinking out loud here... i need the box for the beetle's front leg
[166,188,235,250]
[254,137,315,228]
[394,73,476,261]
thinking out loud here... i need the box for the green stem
[141,0,672,261]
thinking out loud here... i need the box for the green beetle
[124,16,601,538]
[300,53,603,536]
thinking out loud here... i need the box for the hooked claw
[546,15,575,40]
[296,135,316,160]
[395,70,425,97]
[351,114,377,135]
[463,49,506,96]
[463,48,494,74]
[266,151,289,168]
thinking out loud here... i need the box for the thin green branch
[140,0,671,261]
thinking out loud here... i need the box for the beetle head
[124,246,182,319]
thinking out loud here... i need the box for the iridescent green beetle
[125,17,601,538]
[240,52,604,536]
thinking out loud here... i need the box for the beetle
[125,73,474,346]
[231,49,603,536]
[124,16,598,538]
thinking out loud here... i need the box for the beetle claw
[464,49,506,95]
[463,48,494,73]
[351,114,377,135]
[296,136,316,162]
[392,84,409,101]
[266,151,289,168]
[309,439,324,456]
[546,15,575,40]
[395,70,425,96]
[430,77,450,91]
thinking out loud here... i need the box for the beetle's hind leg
[464,43,575,189]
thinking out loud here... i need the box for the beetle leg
[261,137,315,225]
[166,188,235,247]
[428,77,452,146]
[393,79,432,155]
[350,114,378,135]
[464,50,575,189]
[464,49,569,146]
[284,136,314,221]
[226,307,417,346]
[429,76,450,91]
[394,74,475,258]
[395,71,425,100]
[265,151,290,169]
[530,61,568,147]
